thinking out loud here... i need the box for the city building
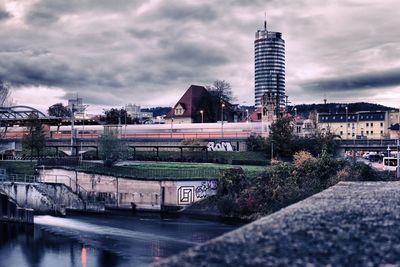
[254,18,285,107]
[125,104,153,121]
[317,111,400,139]
[165,85,235,124]
[68,97,87,119]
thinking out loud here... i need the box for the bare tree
[206,80,236,103]
[0,80,13,107]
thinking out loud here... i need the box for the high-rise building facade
[254,20,285,107]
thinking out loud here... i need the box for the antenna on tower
[264,12,267,30]
[323,93,327,105]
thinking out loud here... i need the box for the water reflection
[0,213,240,266]
[81,246,87,267]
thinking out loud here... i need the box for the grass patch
[121,162,266,179]
[130,150,268,165]
[0,161,37,175]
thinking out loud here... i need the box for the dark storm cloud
[150,1,219,22]
[163,41,229,66]
[301,69,400,92]
[25,0,145,25]
[0,50,123,90]
[1,0,400,108]
[0,9,11,21]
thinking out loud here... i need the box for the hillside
[289,102,397,116]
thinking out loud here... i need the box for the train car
[0,125,30,139]
[48,122,267,140]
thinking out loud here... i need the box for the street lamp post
[170,106,174,139]
[200,110,204,123]
[294,107,297,117]
[246,109,249,123]
[345,106,348,139]
[221,103,225,138]
[387,145,392,175]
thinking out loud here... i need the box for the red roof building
[165,85,235,124]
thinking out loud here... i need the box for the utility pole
[221,103,225,138]
[397,108,400,178]
[70,103,76,157]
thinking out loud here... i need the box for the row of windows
[255,51,285,55]
[320,114,385,122]
[339,130,384,136]
[255,78,286,83]
[255,43,285,47]
[255,61,285,65]
[255,82,286,86]
[255,84,286,88]
[255,59,285,63]
[336,122,384,128]
[255,67,285,71]
[255,53,285,57]
[256,57,285,60]
[255,72,286,75]
[255,52,285,55]
[255,68,285,73]
[255,55,285,62]
[255,70,285,74]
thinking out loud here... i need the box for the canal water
[0,213,240,267]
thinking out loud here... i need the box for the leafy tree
[246,135,268,152]
[0,80,13,107]
[102,108,137,124]
[98,130,128,165]
[48,103,71,117]
[268,116,294,157]
[206,80,236,103]
[22,116,46,157]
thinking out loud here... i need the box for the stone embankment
[0,192,34,224]
[155,182,400,266]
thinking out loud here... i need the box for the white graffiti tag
[207,142,234,151]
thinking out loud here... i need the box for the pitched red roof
[165,85,210,119]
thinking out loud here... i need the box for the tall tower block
[254,18,285,107]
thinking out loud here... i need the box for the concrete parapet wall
[155,182,400,266]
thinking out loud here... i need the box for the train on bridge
[1,122,268,140]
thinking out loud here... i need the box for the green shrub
[218,168,247,198]
[231,159,267,166]
[246,136,268,152]
[217,195,240,216]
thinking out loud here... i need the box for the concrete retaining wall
[0,182,59,214]
[40,168,218,211]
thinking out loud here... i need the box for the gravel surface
[154,181,400,267]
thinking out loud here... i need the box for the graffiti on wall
[177,186,195,205]
[207,142,234,151]
[177,180,218,205]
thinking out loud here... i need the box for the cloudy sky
[0,0,399,113]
